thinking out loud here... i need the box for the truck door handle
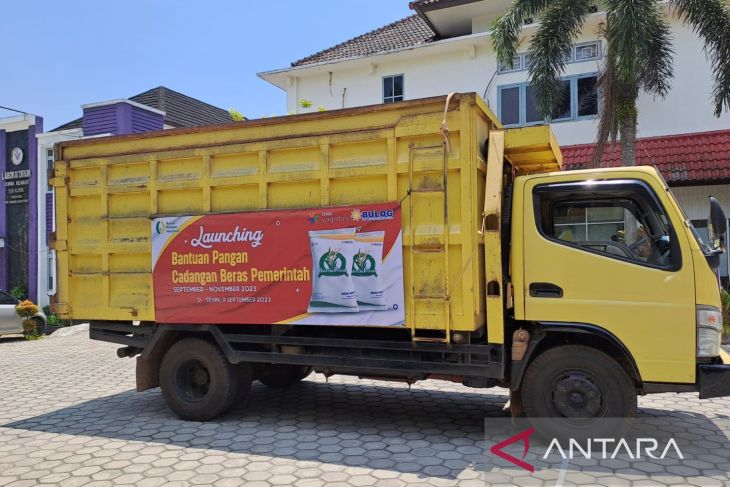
[529,282,563,298]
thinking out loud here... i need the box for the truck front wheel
[159,338,245,421]
[258,364,312,388]
[521,344,637,440]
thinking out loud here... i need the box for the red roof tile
[562,130,730,185]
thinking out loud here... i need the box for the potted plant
[16,300,42,340]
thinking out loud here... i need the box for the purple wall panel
[131,108,163,133]
[83,103,163,136]
[0,130,6,291]
[83,105,119,136]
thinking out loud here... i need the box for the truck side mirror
[708,196,727,252]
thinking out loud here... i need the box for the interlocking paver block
[0,332,728,486]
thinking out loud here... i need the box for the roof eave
[409,0,484,37]
[258,29,494,89]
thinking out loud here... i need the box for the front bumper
[698,362,730,399]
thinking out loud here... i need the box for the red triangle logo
[489,427,535,472]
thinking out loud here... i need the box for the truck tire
[521,344,637,440]
[159,338,243,421]
[258,364,312,388]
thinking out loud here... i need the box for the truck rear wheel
[521,344,637,440]
[159,338,244,421]
[258,364,312,388]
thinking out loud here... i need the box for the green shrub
[9,283,28,301]
[42,305,70,327]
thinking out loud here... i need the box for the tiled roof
[52,86,233,132]
[291,15,435,67]
[562,130,730,184]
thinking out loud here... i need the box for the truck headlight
[697,306,723,358]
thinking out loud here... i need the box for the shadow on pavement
[2,379,509,479]
[0,336,25,344]
[3,378,729,482]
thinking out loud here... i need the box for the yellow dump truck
[53,93,730,437]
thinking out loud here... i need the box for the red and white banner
[151,203,405,326]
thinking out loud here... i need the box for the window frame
[498,73,599,127]
[382,74,405,104]
[533,179,683,272]
[47,249,57,295]
[497,41,602,75]
[573,41,602,62]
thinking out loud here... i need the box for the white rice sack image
[307,228,359,313]
[352,231,388,311]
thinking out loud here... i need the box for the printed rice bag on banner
[307,228,359,313]
[352,231,388,311]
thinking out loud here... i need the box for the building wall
[0,115,42,300]
[671,184,730,278]
[35,129,82,308]
[284,15,730,147]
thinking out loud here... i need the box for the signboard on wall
[3,130,30,290]
[151,202,405,326]
[2,168,31,205]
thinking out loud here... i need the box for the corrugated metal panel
[83,105,119,136]
[53,94,558,331]
[131,108,163,134]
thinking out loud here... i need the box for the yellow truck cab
[54,93,730,439]
[506,166,729,428]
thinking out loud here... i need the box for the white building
[260,0,730,280]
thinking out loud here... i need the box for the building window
[498,74,599,127]
[574,41,601,62]
[383,75,404,103]
[499,55,524,74]
[47,250,56,295]
[498,42,601,74]
[46,147,54,191]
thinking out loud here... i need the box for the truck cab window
[535,180,678,270]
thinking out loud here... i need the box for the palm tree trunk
[617,87,639,167]
[620,118,637,166]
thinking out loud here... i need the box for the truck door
[522,177,696,384]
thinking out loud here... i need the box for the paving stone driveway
[0,332,728,486]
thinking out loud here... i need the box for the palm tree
[492,0,730,166]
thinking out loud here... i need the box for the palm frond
[527,0,593,117]
[638,3,675,97]
[670,0,730,116]
[492,0,554,67]
[604,0,661,84]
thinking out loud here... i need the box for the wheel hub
[552,374,603,418]
[176,359,211,401]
